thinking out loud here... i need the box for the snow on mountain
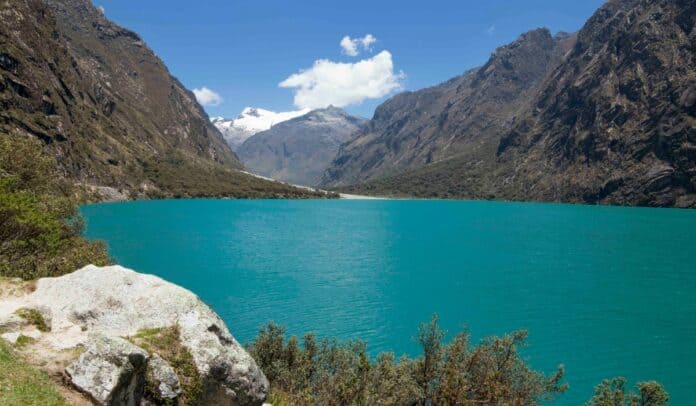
[212,107,310,151]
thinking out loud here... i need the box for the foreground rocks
[66,335,149,405]
[0,265,269,405]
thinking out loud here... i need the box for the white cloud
[279,50,404,110]
[361,34,377,49]
[486,25,496,35]
[340,36,359,56]
[340,34,377,56]
[98,5,105,14]
[193,87,223,107]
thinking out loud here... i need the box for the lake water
[81,199,696,405]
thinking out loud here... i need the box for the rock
[66,334,149,406]
[1,332,21,344]
[147,354,181,401]
[0,264,268,405]
[0,313,28,331]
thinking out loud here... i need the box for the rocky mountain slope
[0,0,323,199]
[494,0,696,207]
[327,0,695,208]
[321,28,575,187]
[212,108,310,151]
[238,107,367,186]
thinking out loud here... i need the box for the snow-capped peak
[212,107,310,151]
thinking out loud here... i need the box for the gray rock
[0,314,28,331]
[66,334,149,406]
[26,265,269,404]
[147,354,181,401]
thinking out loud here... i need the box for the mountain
[212,107,310,151]
[237,107,367,186]
[493,0,696,207]
[326,0,696,208]
[321,28,575,187]
[0,0,323,199]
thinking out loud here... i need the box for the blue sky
[97,0,606,119]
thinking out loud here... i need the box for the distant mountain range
[0,0,323,199]
[3,0,692,206]
[212,107,310,151]
[237,107,367,186]
[323,0,695,208]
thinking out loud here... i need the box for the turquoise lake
[81,199,696,405]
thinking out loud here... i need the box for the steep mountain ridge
[330,0,695,208]
[495,0,696,207]
[322,28,573,186]
[0,0,322,198]
[238,107,367,186]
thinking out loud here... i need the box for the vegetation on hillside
[141,152,336,199]
[248,317,669,405]
[0,135,110,280]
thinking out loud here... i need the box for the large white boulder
[0,265,269,405]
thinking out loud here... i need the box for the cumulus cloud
[279,50,404,110]
[340,34,377,56]
[98,5,105,14]
[193,87,223,107]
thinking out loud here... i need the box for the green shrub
[586,377,669,406]
[248,315,568,405]
[0,135,110,279]
[14,308,50,332]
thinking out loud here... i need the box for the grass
[0,339,67,405]
[14,308,50,332]
[129,326,202,405]
[14,335,35,348]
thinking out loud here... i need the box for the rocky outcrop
[238,106,367,186]
[0,265,269,405]
[66,334,149,405]
[147,354,182,401]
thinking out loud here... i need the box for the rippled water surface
[82,199,696,404]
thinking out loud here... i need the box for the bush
[0,135,110,279]
[586,377,669,406]
[248,315,568,405]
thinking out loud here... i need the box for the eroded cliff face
[321,28,573,187]
[327,0,695,208]
[496,0,696,207]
